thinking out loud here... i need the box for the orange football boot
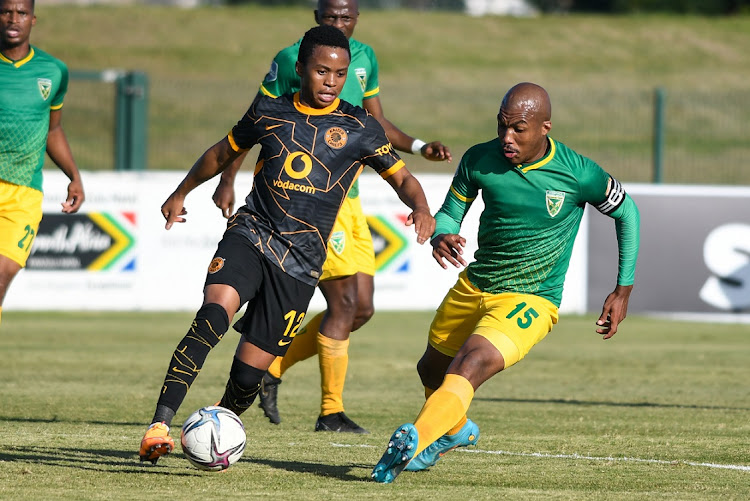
[139,422,174,464]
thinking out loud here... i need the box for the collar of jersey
[0,47,34,68]
[293,93,340,115]
[517,137,556,173]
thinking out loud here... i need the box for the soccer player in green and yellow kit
[372,82,641,483]
[212,0,451,434]
[0,0,85,328]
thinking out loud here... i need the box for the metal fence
[51,74,750,186]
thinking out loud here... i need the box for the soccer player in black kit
[139,24,435,464]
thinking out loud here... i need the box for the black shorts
[204,233,316,357]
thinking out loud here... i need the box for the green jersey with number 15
[434,137,616,307]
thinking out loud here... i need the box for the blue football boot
[404,418,479,472]
[371,423,418,483]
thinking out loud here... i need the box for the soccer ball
[180,406,246,471]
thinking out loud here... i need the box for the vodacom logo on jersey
[273,151,316,194]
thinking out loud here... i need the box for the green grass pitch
[0,310,748,499]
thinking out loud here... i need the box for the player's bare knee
[328,291,358,321]
[351,305,374,331]
[416,354,442,389]
[450,348,504,384]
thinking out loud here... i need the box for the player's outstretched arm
[384,168,434,244]
[596,284,633,340]
[363,96,452,162]
[46,110,85,213]
[212,149,250,219]
[431,233,467,269]
[162,137,241,229]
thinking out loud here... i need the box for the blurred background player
[0,0,85,328]
[139,25,435,464]
[372,82,640,483]
[212,0,452,434]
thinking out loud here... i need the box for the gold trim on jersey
[0,47,34,67]
[450,185,476,203]
[379,160,405,179]
[259,84,278,98]
[227,131,249,152]
[293,93,340,115]
[520,138,556,173]
[363,86,380,98]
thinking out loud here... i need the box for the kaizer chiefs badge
[325,127,348,149]
[37,78,52,100]
[546,190,566,217]
[208,257,225,274]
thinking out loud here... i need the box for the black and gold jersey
[225,92,404,286]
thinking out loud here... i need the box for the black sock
[219,357,266,416]
[153,303,229,420]
[151,405,176,427]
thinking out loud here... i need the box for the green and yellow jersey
[434,137,638,307]
[258,37,379,199]
[0,46,68,192]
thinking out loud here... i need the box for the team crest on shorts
[325,127,348,149]
[37,78,52,100]
[208,257,225,274]
[329,231,345,254]
[546,190,566,217]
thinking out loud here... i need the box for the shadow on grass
[247,457,372,481]
[0,416,146,426]
[0,445,195,476]
[0,445,373,480]
[473,396,750,411]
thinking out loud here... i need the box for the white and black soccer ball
[180,406,246,471]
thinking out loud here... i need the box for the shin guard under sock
[413,374,475,456]
[154,303,229,419]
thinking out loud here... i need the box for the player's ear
[295,60,303,78]
[542,120,551,135]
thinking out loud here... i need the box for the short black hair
[298,24,350,68]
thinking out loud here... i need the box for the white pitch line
[460,449,750,472]
[330,443,750,472]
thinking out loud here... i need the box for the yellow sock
[413,374,474,456]
[317,332,349,416]
[267,311,324,379]
[424,385,467,435]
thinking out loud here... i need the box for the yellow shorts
[428,270,559,369]
[0,181,43,267]
[321,195,375,280]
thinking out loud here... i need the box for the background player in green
[372,82,641,483]
[212,0,452,434]
[139,25,435,464]
[0,0,85,328]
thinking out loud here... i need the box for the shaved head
[317,0,358,10]
[315,0,359,39]
[497,82,552,166]
[500,82,551,122]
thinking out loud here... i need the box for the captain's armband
[595,176,626,215]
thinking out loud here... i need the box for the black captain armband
[595,177,626,215]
